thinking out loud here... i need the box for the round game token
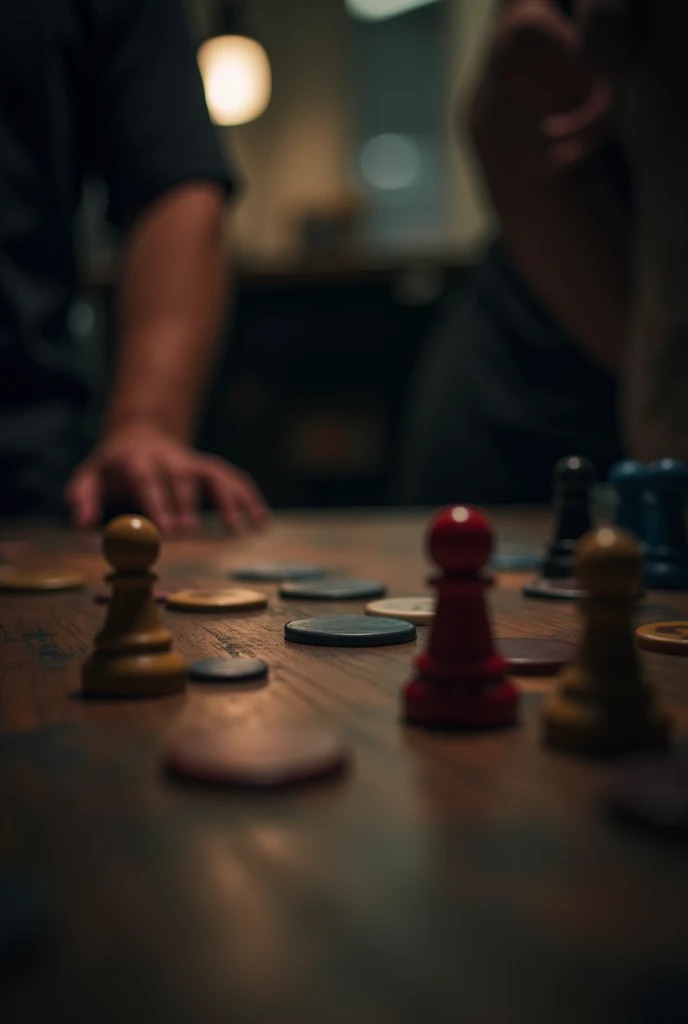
[365,596,435,625]
[285,614,416,647]
[522,577,587,601]
[0,570,85,592]
[491,548,542,571]
[636,621,688,655]
[166,588,268,612]
[231,563,326,582]
[496,637,576,675]
[163,724,350,788]
[605,756,688,835]
[189,657,269,684]
[279,578,386,601]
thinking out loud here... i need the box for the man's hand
[475,0,613,175]
[66,424,269,535]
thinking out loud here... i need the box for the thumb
[65,464,103,530]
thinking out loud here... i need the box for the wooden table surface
[1,509,687,1024]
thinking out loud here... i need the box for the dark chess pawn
[542,526,670,755]
[542,455,597,579]
[643,459,688,590]
[403,506,518,729]
[82,515,188,698]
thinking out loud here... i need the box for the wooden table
[1,510,687,1024]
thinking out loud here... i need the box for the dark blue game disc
[279,578,386,601]
[189,657,269,684]
[522,577,587,601]
[285,614,416,647]
[491,550,542,571]
[231,563,327,582]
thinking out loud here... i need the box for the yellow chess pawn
[543,527,670,755]
[82,515,187,697]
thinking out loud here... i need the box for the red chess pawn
[404,506,519,728]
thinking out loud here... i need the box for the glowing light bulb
[198,35,271,126]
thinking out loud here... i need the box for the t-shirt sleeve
[87,0,237,228]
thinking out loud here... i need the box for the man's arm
[109,183,227,443]
[66,0,268,534]
[68,183,268,535]
[470,0,632,373]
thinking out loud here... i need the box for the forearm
[472,87,631,373]
[106,182,229,441]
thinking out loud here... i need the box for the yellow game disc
[166,588,268,612]
[0,570,85,592]
[636,621,688,655]
[365,596,435,625]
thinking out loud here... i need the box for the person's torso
[0,0,91,406]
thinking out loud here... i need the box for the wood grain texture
[1,509,688,1024]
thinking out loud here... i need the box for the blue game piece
[644,459,688,590]
[279,579,386,600]
[285,615,416,647]
[189,657,269,684]
[231,563,327,582]
[608,460,649,540]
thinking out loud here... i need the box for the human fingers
[543,83,613,167]
[126,462,175,536]
[200,459,269,533]
[65,464,103,531]
[167,467,200,534]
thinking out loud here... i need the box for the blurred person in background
[400,0,636,504]
[0,0,268,533]
[580,0,688,464]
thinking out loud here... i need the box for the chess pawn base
[543,667,670,756]
[541,540,577,580]
[405,658,519,728]
[82,648,188,698]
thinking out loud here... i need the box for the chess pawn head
[427,505,492,574]
[647,458,688,493]
[576,526,641,600]
[554,455,596,494]
[608,459,647,491]
[608,460,648,538]
[104,515,160,573]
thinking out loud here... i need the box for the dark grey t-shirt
[0,0,234,515]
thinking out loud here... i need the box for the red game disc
[163,725,350,788]
[497,638,576,675]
